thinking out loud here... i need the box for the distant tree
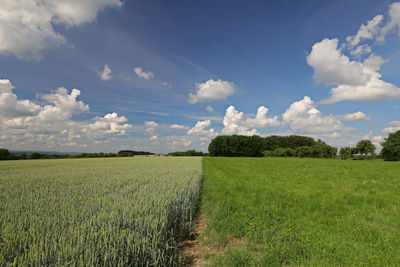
[381,130,400,161]
[0,148,10,160]
[168,150,207,156]
[339,147,353,159]
[30,152,42,159]
[356,140,376,156]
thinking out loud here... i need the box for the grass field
[0,157,202,266]
[200,157,400,266]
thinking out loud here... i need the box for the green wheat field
[0,157,202,266]
[1,157,400,266]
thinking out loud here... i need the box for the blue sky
[1,0,400,153]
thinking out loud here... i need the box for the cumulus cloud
[0,79,41,117]
[98,64,112,80]
[350,44,372,57]
[221,105,280,136]
[188,79,235,104]
[378,2,400,42]
[382,121,400,134]
[0,79,133,152]
[307,38,371,86]
[307,2,400,104]
[37,87,89,123]
[134,67,154,80]
[187,120,216,138]
[89,113,131,135]
[0,0,122,60]
[206,105,214,112]
[169,138,192,148]
[282,96,347,134]
[346,15,384,47]
[169,124,190,130]
[342,111,371,121]
[144,121,159,136]
[246,106,281,128]
[307,38,400,104]
[149,135,158,141]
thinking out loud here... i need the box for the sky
[1,0,400,153]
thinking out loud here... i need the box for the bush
[381,130,400,161]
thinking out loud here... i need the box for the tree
[208,135,266,157]
[0,148,10,160]
[339,147,352,159]
[356,140,376,156]
[381,130,400,161]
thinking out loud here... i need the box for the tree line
[0,149,155,161]
[208,135,337,158]
[167,150,208,156]
[208,131,400,161]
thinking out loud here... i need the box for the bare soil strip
[181,214,208,266]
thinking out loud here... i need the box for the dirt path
[181,214,207,266]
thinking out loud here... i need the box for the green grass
[0,157,202,266]
[201,157,400,266]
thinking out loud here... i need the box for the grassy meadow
[200,157,400,266]
[0,157,202,266]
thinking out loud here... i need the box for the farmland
[199,157,400,266]
[0,157,202,266]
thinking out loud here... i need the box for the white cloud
[169,124,190,130]
[188,79,235,104]
[307,38,400,104]
[0,79,135,152]
[342,111,371,121]
[0,79,41,117]
[0,0,122,60]
[363,54,387,71]
[382,121,400,134]
[134,67,154,80]
[161,81,172,88]
[393,105,400,109]
[144,121,159,135]
[282,96,347,134]
[221,105,279,136]
[37,87,89,122]
[379,2,400,42]
[89,113,131,135]
[206,105,214,112]
[322,73,400,104]
[187,120,216,138]
[149,135,158,141]
[98,64,112,80]
[307,38,371,86]
[350,44,372,57]
[322,132,341,139]
[168,137,192,148]
[245,106,280,128]
[346,15,384,47]
[372,135,384,144]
